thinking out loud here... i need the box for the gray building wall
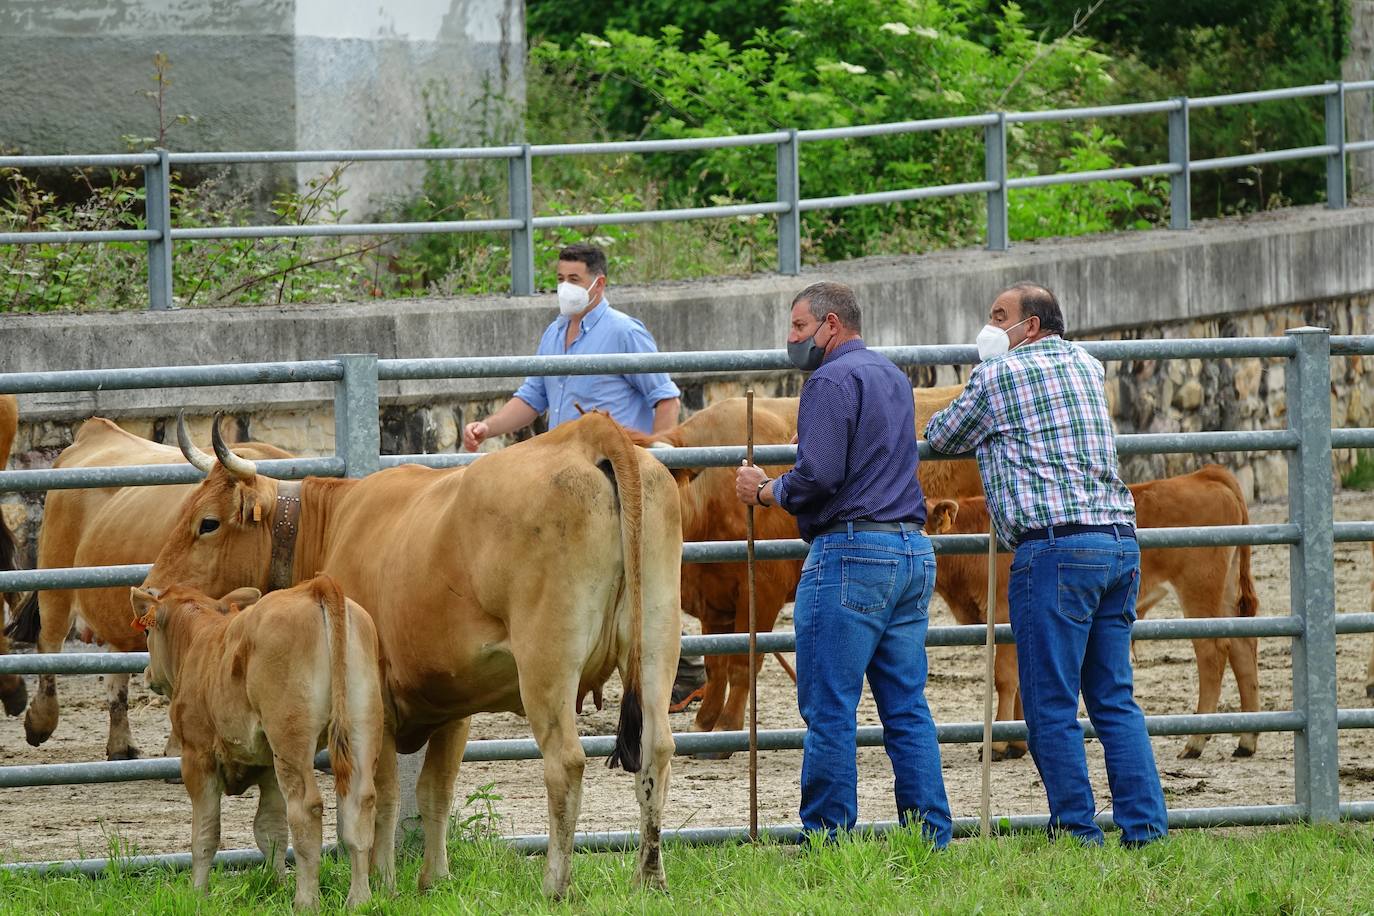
[0,0,524,215]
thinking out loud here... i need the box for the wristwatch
[755,478,770,506]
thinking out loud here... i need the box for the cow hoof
[1003,743,1028,760]
[1177,745,1202,760]
[107,747,141,762]
[1232,744,1255,759]
[0,681,26,717]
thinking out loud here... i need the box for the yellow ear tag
[252,504,263,523]
[132,612,156,633]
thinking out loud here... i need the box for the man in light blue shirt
[462,243,681,449]
[461,244,703,705]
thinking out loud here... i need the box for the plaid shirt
[924,335,1134,547]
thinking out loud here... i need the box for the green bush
[533,0,1165,262]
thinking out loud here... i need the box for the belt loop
[846,521,854,540]
[1046,525,1056,547]
[1113,524,1122,543]
[900,521,909,542]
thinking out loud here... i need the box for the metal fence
[1,328,1374,873]
[2,81,1373,309]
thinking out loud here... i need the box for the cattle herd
[0,388,1367,906]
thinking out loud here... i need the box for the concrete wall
[3,204,1374,554]
[0,0,524,215]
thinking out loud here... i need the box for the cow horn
[211,414,258,480]
[176,412,215,474]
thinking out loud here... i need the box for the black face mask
[787,326,829,371]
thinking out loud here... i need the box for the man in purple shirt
[735,281,951,845]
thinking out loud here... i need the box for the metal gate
[2,329,1373,873]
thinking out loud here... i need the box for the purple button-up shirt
[772,339,927,542]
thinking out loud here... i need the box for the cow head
[130,583,261,696]
[142,413,280,597]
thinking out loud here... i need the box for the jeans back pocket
[1056,561,1112,623]
[841,555,900,614]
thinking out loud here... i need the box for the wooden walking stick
[746,388,760,841]
[980,523,998,838]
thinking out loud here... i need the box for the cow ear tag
[252,504,263,523]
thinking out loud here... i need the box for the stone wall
[4,293,1370,561]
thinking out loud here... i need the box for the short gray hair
[1002,281,1065,335]
[793,281,861,332]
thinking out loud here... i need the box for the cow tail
[1209,464,1260,617]
[602,416,645,773]
[316,576,355,796]
[4,589,38,643]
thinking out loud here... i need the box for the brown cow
[142,411,682,898]
[130,576,383,909]
[629,385,982,747]
[927,463,1260,761]
[12,417,291,759]
[0,393,25,717]
[1365,543,1374,699]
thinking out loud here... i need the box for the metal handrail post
[1287,327,1339,822]
[1326,82,1348,209]
[145,148,174,310]
[984,113,1009,251]
[333,354,380,478]
[776,129,801,275]
[1168,98,1191,230]
[333,353,420,838]
[508,144,535,296]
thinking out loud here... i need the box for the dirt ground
[2,492,1373,865]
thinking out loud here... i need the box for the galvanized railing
[2,81,1372,309]
[0,328,1371,871]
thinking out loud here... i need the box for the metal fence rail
[2,81,1371,307]
[0,327,1368,870]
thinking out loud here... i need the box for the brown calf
[630,386,981,751]
[130,575,384,910]
[929,464,1260,761]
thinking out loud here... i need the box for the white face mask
[557,279,597,317]
[975,317,1032,362]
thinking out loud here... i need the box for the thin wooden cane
[980,524,998,838]
[746,388,759,841]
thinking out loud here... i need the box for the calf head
[925,498,960,535]
[129,583,261,696]
[142,413,282,597]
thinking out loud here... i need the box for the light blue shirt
[513,298,680,433]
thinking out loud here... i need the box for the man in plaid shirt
[926,282,1167,848]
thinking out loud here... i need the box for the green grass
[3,824,1374,914]
[1341,450,1374,491]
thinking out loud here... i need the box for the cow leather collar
[268,480,302,592]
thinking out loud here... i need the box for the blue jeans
[794,525,952,846]
[1009,530,1168,845]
